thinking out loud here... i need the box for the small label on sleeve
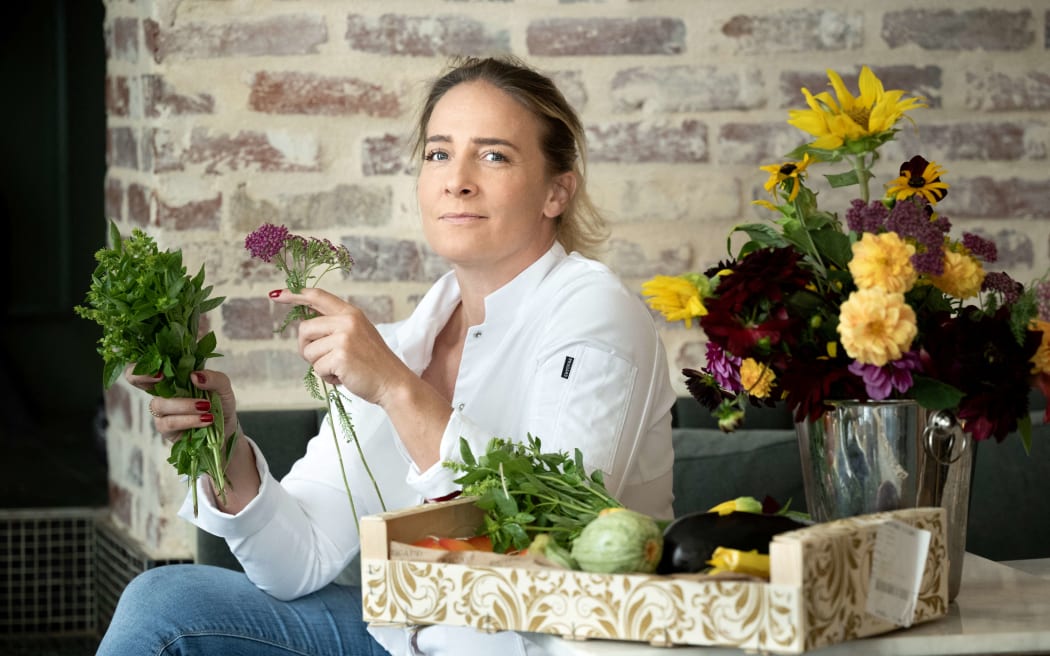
[561,356,575,379]
[866,519,930,627]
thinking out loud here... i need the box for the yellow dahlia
[848,232,918,294]
[930,250,985,300]
[760,153,814,203]
[787,66,926,151]
[740,358,776,399]
[1031,320,1050,376]
[837,288,917,366]
[641,275,708,328]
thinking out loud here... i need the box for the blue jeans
[96,564,389,656]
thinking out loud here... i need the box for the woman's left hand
[270,287,410,406]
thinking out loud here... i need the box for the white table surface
[528,553,1050,655]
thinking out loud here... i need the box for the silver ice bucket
[795,399,972,600]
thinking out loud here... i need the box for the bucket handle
[923,410,969,465]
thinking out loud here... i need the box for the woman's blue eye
[424,150,448,162]
[483,151,507,162]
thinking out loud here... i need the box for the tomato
[411,535,493,551]
[465,535,493,551]
[437,537,477,551]
[411,536,443,549]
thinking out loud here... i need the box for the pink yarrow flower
[244,223,290,262]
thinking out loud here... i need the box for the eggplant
[657,511,808,575]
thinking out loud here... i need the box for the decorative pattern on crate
[781,508,948,651]
[364,560,802,650]
[362,506,946,654]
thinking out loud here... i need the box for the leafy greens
[445,435,622,553]
[75,222,229,515]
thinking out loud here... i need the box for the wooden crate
[360,498,948,654]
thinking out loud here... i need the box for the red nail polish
[269,289,282,298]
[193,372,206,385]
[195,401,211,411]
[153,372,163,378]
[200,413,214,423]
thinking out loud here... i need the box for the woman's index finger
[272,287,348,316]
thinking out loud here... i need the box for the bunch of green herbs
[446,435,622,553]
[244,223,385,524]
[75,222,229,515]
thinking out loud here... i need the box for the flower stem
[852,154,871,203]
[319,382,360,526]
[327,385,386,511]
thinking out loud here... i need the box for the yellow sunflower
[641,275,708,328]
[787,66,926,151]
[759,153,814,203]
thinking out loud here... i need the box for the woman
[97,55,675,656]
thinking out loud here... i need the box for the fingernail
[269,289,282,298]
[195,400,211,411]
[193,372,206,385]
[200,413,214,423]
[153,372,163,378]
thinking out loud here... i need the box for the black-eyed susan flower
[885,155,949,204]
[787,66,926,151]
[760,153,814,203]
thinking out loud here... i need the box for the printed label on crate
[866,519,931,627]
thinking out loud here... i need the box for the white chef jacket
[181,242,676,654]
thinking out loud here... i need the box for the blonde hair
[413,55,609,260]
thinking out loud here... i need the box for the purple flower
[705,341,743,393]
[848,352,922,400]
[244,223,290,262]
[1037,279,1050,322]
[846,199,888,234]
[962,232,998,263]
[982,271,1023,305]
[911,250,944,276]
[884,200,948,276]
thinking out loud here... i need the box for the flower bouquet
[644,66,1050,450]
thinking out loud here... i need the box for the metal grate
[0,508,191,654]
[94,518,191,631]
[0,508,101,637]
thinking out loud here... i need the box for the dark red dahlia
[920,306,1041,441]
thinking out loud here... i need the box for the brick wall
[102,0,1050,556]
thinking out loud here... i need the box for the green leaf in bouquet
[810,227,853,270]
[909,375,965,410]
[730,223,786,258]
[825,169,861,188]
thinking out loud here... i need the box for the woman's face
[417,80,573,282]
